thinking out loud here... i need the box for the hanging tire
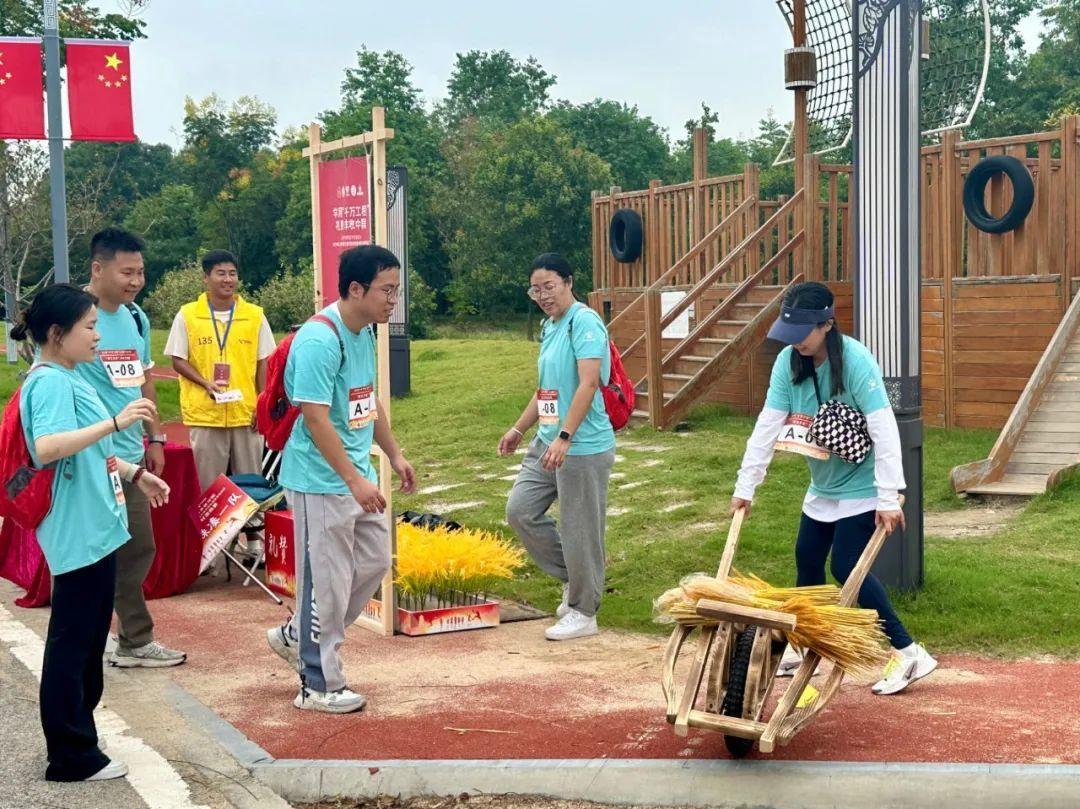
[962,155,1035,234]
[721,626,758,758]
[609,208,644,263]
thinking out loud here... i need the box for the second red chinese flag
[65,39,135,142]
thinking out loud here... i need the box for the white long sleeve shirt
[734,406,905,522]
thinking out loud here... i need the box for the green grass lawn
[5,333,1077,656]
[391,339,1080,658]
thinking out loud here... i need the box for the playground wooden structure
[591,118,1080,496]
[660,502,901,757]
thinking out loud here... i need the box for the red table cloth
[0,441,202,607]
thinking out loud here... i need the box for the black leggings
[40,551,116,781]
[795,510,913,650]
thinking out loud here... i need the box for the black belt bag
[807,372,873,465]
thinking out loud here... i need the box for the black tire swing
[962,155,1035,234]
[609,208,644,263]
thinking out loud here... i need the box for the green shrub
[407,268,436,339]
[256,264,316,331]
[141,263,207,326]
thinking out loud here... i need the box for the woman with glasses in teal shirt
[501,253,616,642]
[14,284,169,783]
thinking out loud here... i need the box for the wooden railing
[591,164,760,291]
[921,118,1080,289]
[609,197,757,368]
[640,191,805,425]
[951,285,1080,492]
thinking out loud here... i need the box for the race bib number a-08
[349,384,377,429]
[774,413,830,461]
[537,389,559,426]
[100,349,145,388]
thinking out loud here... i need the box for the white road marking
[0,602,210,809]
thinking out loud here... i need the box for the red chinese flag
[0,38,46,140]
[65,40,135,142]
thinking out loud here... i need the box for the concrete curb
[167,685,1080,809]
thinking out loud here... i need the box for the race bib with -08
[349,384,377,429]
[537,389,559,426]
[100,349,145,388]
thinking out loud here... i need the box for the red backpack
[566,308,636,431]
[0,368,58,530]
[256,314,343,451]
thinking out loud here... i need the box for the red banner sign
[189,475,258,574]
[318,156,372,307]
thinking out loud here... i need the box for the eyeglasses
[527,281,565,301]
[364,284,400,303]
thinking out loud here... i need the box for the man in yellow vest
[165,250,276,558]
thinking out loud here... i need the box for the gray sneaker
[293,686,366,714]
[109,640,187,668]
[266,625,299,670]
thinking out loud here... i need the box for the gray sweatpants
[284,489,391,693]
[505,439,615,617]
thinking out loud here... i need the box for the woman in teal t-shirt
[501,253,616,642]
[13,284,168,783]
[730,282,937,696]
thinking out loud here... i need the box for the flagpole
[42,0,69,284]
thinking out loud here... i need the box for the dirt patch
[303,797,695,809]
[924,505,1023,539]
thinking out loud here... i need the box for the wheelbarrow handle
[715,506,746,580]
[836,494,906,608]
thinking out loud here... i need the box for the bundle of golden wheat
[395,522,525,611]
[654,571,890,673]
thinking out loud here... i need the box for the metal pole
[43,0,69,284]
[852,0,924,590]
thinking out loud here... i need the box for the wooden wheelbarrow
[660,499,902,757]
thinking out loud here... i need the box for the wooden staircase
[952,288,1080,497]
[623,192,805,430]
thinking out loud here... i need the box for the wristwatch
[148,434,167,445]
[558,429,572,443]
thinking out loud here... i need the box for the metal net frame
[921,0,991,136]
[771,0,990,164]
[774,0,855,165]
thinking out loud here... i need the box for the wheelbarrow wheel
[721,625,758,758]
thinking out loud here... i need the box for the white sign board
[661,291,693,339]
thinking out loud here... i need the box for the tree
[965,0,1043,136]
[123,184,201,291]
[440,50,556,128]
[0,0,147,321]
[178,94,276,203]
[433,116,612,316]
[198,150,291,289]
[316,48,449,301]
[547,99,671,189]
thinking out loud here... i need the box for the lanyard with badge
[209,300,243,404]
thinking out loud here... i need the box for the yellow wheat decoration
[654,571,891,674]
[395,522,525,610]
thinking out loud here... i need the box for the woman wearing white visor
[729,281,937,695]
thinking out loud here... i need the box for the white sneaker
[85,760,128,781]
[267,625,299,670]
[545,608,598,641]
[555,582,571,619]
[776,644,820,678]
[872,643,938,695]
[293,686,366,714]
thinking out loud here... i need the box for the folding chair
[223,448,285,586]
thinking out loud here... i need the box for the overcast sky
[128,1,1046,150]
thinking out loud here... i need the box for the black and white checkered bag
[806,373,873,465]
